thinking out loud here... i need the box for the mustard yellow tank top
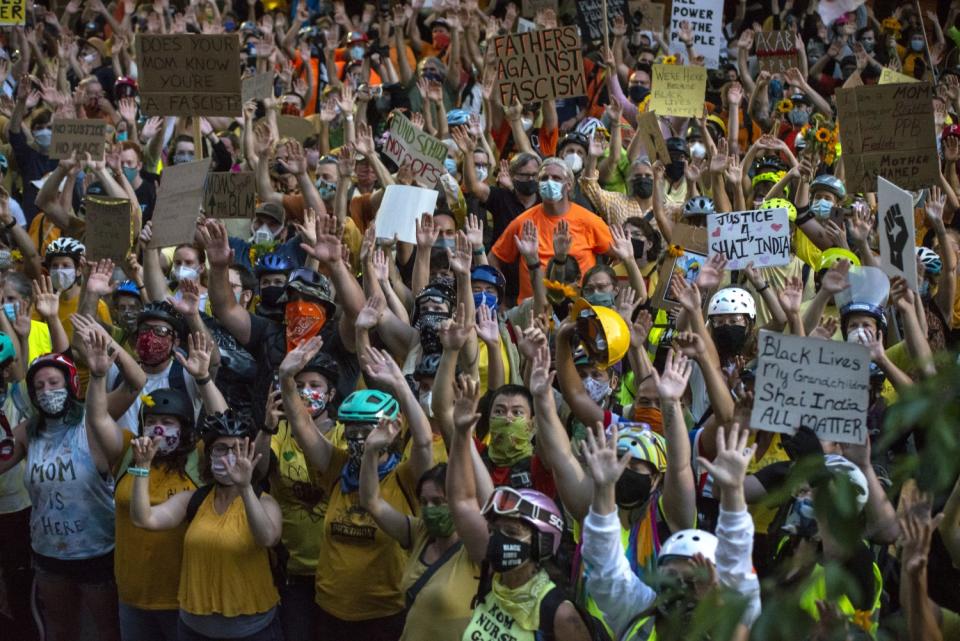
[178,490,280,616]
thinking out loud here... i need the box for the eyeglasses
[210,443,240,457]
[139,325,174,338]
[513,172,537,181]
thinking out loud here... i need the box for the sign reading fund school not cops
[494,27,585,104]
[750,331,870,444]
[136,34,241,117]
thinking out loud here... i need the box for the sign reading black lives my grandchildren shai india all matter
[750,330,870,444]
[494,27,585,104]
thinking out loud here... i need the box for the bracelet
[756,283,769,293]
[526,261,541,271]
[345,115,354,121]
[195,376,211,386]
[472,247,485,255]
[3,219,15,231]
[128,467,150,477]
[90,373,106,380]
[553,256,568,265]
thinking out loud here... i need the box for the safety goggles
[480,487,563,531]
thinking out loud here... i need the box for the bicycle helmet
[823,454,869,512]
[301,352,339,388]
[0,332,14,367]
[617,426,668,473]
[916,246,942,275]
[558,131,589,153]
[658,529,719,565]
[481,487,565,559]
[760,197,797,223]
[138,301,186,339]
[683,196,716,217]
[255,253,295,279]
[413,353,442,380]
[45,237,85,266]
[0,152,8,173]
[752,171,784,188]
[818,247,860,271]
[199,409,258,445]
[338,389,400,423]
[575,117,607,137]
[412,281,456,325]
[27,353,81,401]
[114,280,141,298]
[115,76,138,98]
[140,387,195,431]
[707,287,757,320]
[666,137,688,157]
[446,109,470,127]
[810,174,846,200]
[471,265,506,297]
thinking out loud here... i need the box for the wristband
[90,372,106,380]
[794,204,814,226]
[553,256,568,265]
[195,376,212,386]
[756,283,769,293]
[526,260,541,271]
[128,467,150,477]
[3,219,15,231]
[472,247,485,255]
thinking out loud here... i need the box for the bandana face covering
[285,301,327,352]
[487,416,534,467]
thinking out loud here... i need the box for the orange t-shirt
[491,202,612,302]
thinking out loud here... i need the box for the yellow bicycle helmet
[818,247,861,271]
[760,197,798,223]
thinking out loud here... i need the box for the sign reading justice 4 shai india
[494,27,586,104]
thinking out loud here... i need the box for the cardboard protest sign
[755,31,798,73]
[521,0,557,18]
[877,177,919,292]
[878,67,919,85]
[277,115,316,142]
[84,196,135,263]
[669,0,722,68]
[148,158,213,248]
[751,330,870,444]
[650,224,708,310]
[835,82,938,192]
[204,172,256,219]
[136,34,241,117]
[818,0,864,29]
[707,207,791,270]
[576,0,627,42]
[50,120,107,161]
[493,27,586,104]
[628,1,665,31]
[375,185,440,244]
[636,112,670,164]
[648,64,707,118]
[241,73,275,103]
[383,113,449,188]
[0,0,26,25]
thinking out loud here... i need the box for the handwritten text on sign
[755,31,798,73]
[575,0,626,42]
[835,82,938,192]
[136,34,241,117]
[84,196,134,264]
[383,113,448,188]
[0,0,25,25]
[669,0,722,68]
[493,27,585,104]
[707,208,791,270]
[648,64,707,118]
[50,120,106,161]
[204,172,256,219]
[750,331,870,444]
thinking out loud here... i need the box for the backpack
[185,484,290,590]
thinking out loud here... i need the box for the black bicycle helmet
[666,137,688,157]
[138,301,186,339]
[199,409,258,446]
[140,388,195,431]
[301,352,339,388]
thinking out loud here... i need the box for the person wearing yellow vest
[279,337,435,641]
[581,423,761,641]
[129,409,282,641]
[448,375,594,641]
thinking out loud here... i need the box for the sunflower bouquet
[797,113,841,166]
[661,55,678,65]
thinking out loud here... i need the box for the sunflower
[10,249,21,261]
[815,127,831,143]
[777,98,793,114]
[140,393,155,408]
[543,279,578,299]
[662,55,677,65]
[882,17,902,34]
[667,244,685,258]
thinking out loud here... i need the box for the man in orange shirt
[490,158,613,302]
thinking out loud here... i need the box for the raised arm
[359,418,413,547]
[83,331,127,472]
[279,336,335,473]
[653,347,697,531]
[129,436,194,530]
[198,219,251,345]
[174,332,228,413]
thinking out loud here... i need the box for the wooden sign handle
[601,0,610,53]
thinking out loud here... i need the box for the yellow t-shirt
[314,447,419,621]
[26,319,53,363]
[114,447,198,610]
[747,432,789,534]
[178,490,280,616]
[477,339,510,397]
[792,227,822,271]
[269,420,328,577]
[399,520,479,641]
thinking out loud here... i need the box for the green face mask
[422,504,455,538]
[488,416,534,467]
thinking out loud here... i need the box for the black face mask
[514,179,538,196]
[630,237,646,259]
[628,85,650,104]
[665,160,685,183]
[615,468,654,509]
[631,176,654,198]
[486,529,532,572]
[712,324,749,358]
[259,285,285,308]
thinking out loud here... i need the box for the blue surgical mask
[224,19,236,31]
[473,291,498,312]
[788,109,809,126]
[444,158,458,175]
[810,199,833,219]
[350,45,365,60]
[539,179,564,202]
[476,166,489,182]
[585,291,616,308]
[115,131,128,142]
[767,78,784,102]
[316,178,337,200]
[33,128,53,148]
[910,39,924,52]
[2,303,15,322]
[172,152,194,165]
[122,166,138,183]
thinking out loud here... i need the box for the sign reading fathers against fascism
[494,27,586,104]
[835,82,938,193]
[707,208,791,270]
[750,330,870,444]
[669,0,722,68]
[648,64,707,118]
[50,119,107,161]
[136,34,241,117]
[383,113,448,188]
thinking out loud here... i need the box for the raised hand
[356,294,385,330]
[132,435,161,467]
[898,491,944,576]
[300,212,344,267]
[696,423,755,491]
[438,302,474,351]
[810,316,839,340]
[476,303,499,345]
[360,345,405,392]
[365,417,401,453]
[32,275,60,319]
[582,423,629,487]
[616,287,640,319]
[630,309,653,349]
[84,330,118,378]
[197,219,234,267]
[654,348,692,400]
[608,224,634,262]
[527,338,554,397]
[452,374,481,434]
[446,231,472,275]
[167,277,201,317]
[925,185,946,226]
[224,437,262,488]
[415,213,439,251]
[777,276,803,315]
[465,213,484,250]
[552,219,571,259]
[173,331,214,380]
[669,273,702,314]
[821,259,851,295]
[279,335,324,378]
[695,253,727,291]
[513,219,539,262]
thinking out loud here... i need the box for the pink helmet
[482,487,565,559]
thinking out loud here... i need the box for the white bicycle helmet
[810,174,846,200]
[683,196,716,217]
[823,454,869,512]
[707,287,756,321]
[46,237,86,257]
[658,529,719,565]
[916,246,942,276]
[575,117,606,137]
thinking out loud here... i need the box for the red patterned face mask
[285,301,327,352]
[137,331,174,366]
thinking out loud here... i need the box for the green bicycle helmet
[338,389,400,423]
[0,332,14,367]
